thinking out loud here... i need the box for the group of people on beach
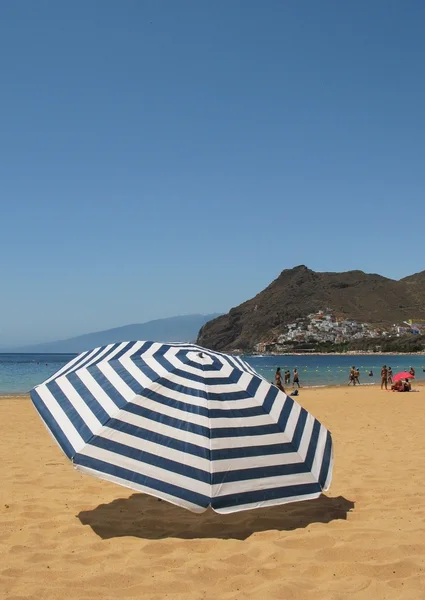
[274,367,300,392]
[275,364,417,393]
[380,365,415,391]
[347,365,377,385]
[348,365,416,390]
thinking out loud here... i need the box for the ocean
[1,352,424,394]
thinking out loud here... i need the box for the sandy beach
[1,385,425,600]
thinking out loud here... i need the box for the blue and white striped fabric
[30,341,333,514]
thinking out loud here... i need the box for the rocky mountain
[197,266,425,351]
[10,314,221,353]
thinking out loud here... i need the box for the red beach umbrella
[392,371,415,382]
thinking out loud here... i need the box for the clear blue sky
[1,1,425,346]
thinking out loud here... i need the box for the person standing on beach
[409,366,415,377]
[285,370,291,385]
[387,367,393,385]
[381,365,388,390]
[348,366,356,385]
[275,367,285,392]
[293,368,300,388]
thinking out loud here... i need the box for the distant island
[6,314,221,354]
[197,266,425,354]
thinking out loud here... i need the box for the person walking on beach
[293,368,300,388]
[354,367,360,385]
[387,367,393,385]
[381,365,388,390]
[348,366,356,385]
[275,367,285,392]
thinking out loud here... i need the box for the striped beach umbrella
[30,342,333,514]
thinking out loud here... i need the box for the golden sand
[1,386,425,600]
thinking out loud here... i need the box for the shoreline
[3,381,424,399]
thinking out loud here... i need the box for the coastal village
[254,309,425,353]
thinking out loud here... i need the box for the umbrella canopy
[393,371,415,382]
[30,341,333,514]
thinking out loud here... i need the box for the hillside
[196,266,425,351]
[11,314,221,353]
[400,270,425,306]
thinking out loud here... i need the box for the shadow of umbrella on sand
[77,493,355,541]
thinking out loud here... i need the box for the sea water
[0,352,424,394]
[0,354,76,394]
